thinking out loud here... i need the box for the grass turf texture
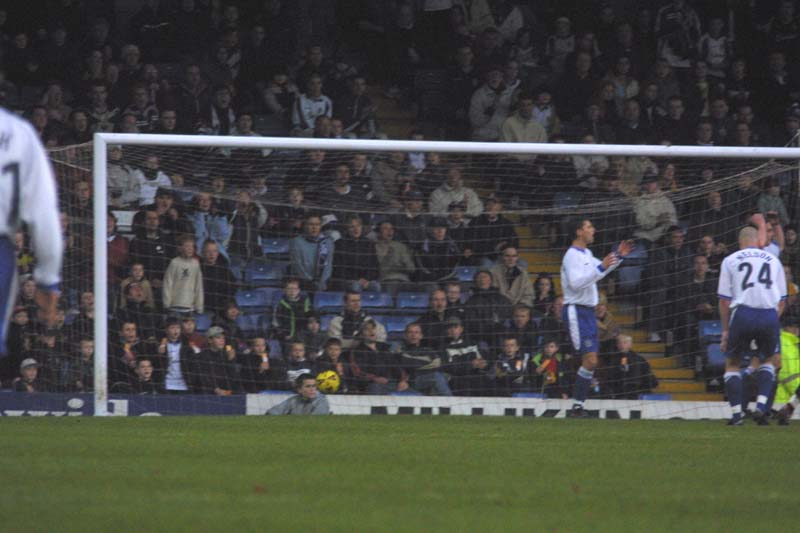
[1,417,798,532]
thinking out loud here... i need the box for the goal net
[15,135,800,417]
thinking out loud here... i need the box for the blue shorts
[0,236,17,355]
[726,306,780,361]
[563,304,598,355]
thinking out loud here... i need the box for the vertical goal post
[92,132,800,416]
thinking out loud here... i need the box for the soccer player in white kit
[561,219,633,417]
[718,226,786,425]
[0,108,63,354]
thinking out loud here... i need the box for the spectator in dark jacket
[272,278,312,342]
[199,326,242,395]
[395,322,451,396]
[200,240,238,317]
[442,317,492,396]
[332,215,380,292]
[155,317,202,394]
[602,334,657,399]
[242,336,286,392]
[350,320,405,394]
[417,289,456,350]
[129,208,174,292]
[416,218,461,283]
[13,358,43,393]
[468,198,519,267]
[227,190,267,262]
[465,270,512,345]
[313,338,351,393]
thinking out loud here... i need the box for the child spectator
[13,358,42,393]
[297,314,327,359]
[531,339,573,399]
[314,338,350,393]
[272,278,312,342]
[163,236,204,314]
[285,341,314,386]
[603,334,657,399]
[243,337,286,392]
[493,337,531,396]
[120,263,158,315]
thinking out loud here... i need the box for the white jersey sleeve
[0,109,63,290]
[561,246,619,306]
[717,248,786,309]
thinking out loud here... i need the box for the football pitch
[2,417,798,532]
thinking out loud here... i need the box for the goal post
[87,132,800,417]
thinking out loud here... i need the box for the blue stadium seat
[193,312,213,333]
[235,288,275,313]
[319,314,336,331]
[639,393,672,401]
[616,265,643,294]
[314,291,345,313]
[261,238,290,257]
[268,339,283,359]
[390,390,424,396]
[381,315,417,333]
[244,260,287,287]
[396,292,430,310]
[553,192,582,209]
[699,320,723,344]
[511,392,546,399]
[455,266,478,282]
[360,292,394,310]
[707,343,725,371]
[236,314,265,337]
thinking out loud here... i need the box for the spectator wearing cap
[632,173,678,248]
[442,316,492,396]
[328,291,388,350]
[465,270,512,346]
[350,319,405,394]
[13,358,41,393]
[490,246,533,307]
[332,215,381,293]
[469,65,514,142]
[467,197,518,267]
[199,326,242,395]
[429,166,483,220]
[374,221,417,296]
[389,189,431,249]
[163,236,204,315]
[156,317,201,394]
[416,218,461,283]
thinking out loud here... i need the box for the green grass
[1,417,798,532]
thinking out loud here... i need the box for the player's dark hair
[296,373,316,388]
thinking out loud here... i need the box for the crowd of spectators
[5,0,800,398]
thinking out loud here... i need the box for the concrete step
[669,392,724,401]
[653,368,695,379]
[633,342,666,353]
[645,356,680,369]
[655,380,707,393]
